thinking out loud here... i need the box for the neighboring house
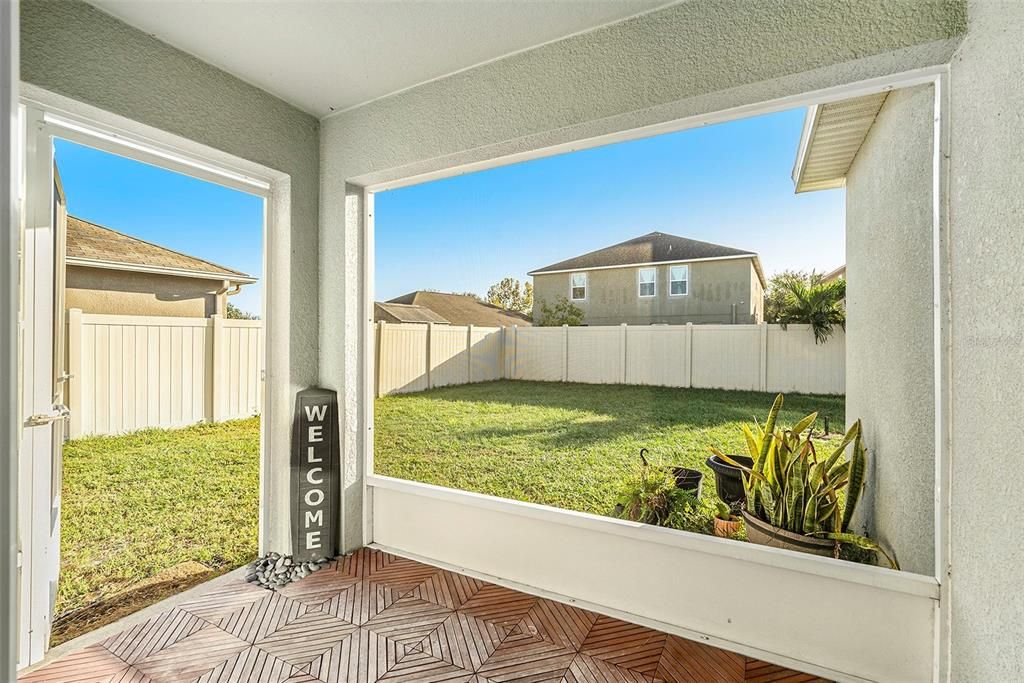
[374,302,450,325]
[384,291,532,327]
[66,215,257,318]
[822,264,846,283]
[529,231,766,326]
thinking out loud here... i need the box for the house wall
[948,2,1024,680]
[65,265,226,318]
[531,258,760,325]
[20,0,319,553]
[845,84,935,576]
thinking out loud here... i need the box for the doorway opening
[18,105,268,654]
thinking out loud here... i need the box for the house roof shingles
[528,231,757,275]
[66,215,253,280]
[374,302,451,325]
[387,291,532,327]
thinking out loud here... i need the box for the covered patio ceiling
[87,0,671,117]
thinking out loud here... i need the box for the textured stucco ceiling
[88,0,671,117]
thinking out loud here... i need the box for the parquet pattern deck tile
[21,548,828,683]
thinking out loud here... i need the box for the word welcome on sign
[291,387,339,562]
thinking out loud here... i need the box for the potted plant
[711,394,899,569]
[713,501,742,538]
[640,448,703,499]
[616,453,699,528]
[706,453,753,505]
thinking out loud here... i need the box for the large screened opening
[367,80,941,580]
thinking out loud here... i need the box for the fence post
[67,308,83,438]
[466,324,473,384]
[685,322,694,388]
[426,322,434,389]
[562,324,569,382]
[620,323,628,384]
[759,322,769,392]
[512,325,518,379]
[375,321,384,398]
[211,314,226,422]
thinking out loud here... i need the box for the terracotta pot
[741,509,836,558]
[713,516,742,538]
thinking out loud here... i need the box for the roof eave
[528,253,759,277]
[67,256,257,284]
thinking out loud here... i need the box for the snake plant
[711,394,899,570]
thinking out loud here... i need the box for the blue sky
[53,106,843,314]
[375,106,844,302]
[54,139,265,316]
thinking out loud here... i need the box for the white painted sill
[367,473,939,600]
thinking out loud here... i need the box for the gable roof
[66,215,256,283]
[387,291,532,327]
[528,231,763,285]
[374,302,450,325]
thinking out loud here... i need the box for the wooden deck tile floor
[21,548,827,683]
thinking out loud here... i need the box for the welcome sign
[291,387,339,562]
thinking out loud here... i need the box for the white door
[17,107,69,668]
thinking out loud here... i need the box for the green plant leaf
[842,421,867,532]
[817,532,900,570]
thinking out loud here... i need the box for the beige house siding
[533,257,762,325]
[65,265,227,318]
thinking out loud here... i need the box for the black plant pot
[706,454,753,505]
[670,466,703,499]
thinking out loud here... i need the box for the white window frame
[637,267,656,298]
[569,272,587,301]
[669,264,689,296]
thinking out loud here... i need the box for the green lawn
[57,417,260,623]
[375,380,845,516]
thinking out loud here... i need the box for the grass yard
[375,380,846,516]
[55,417,260,643]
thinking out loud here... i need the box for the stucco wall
[20,0,319,552]
[321,0,964,550]
[65,266,226,318]
[845,84,935,576]
[532,258,759,325]
[948,2,1024,680]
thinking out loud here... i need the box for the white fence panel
[690,325,763,391]
[567,326,622,384]
[766,325,845,395]
[376,322,844,397]
[430,325,470,388]
[470,327,503,382]
[512,327,564,382]
[376,323,428,395]
[68,311,264,437]
[625,326,691,387]
[221,320,263,420]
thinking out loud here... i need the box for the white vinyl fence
[66,309,264,437]
[376,321,844,397]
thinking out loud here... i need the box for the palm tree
[777,278,846,344]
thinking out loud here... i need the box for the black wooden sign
[291,387,339,562]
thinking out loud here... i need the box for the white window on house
[570,272,587,300]
[670,264,689,296]
[638,267,656,297]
